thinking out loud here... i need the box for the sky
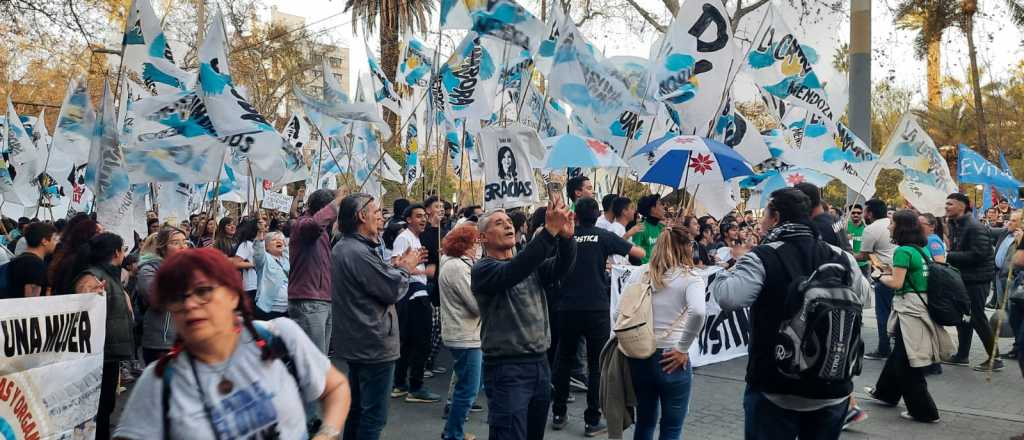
[262,0,1024,108]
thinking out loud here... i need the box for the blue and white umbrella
[628,135,755,219]
[740,167,833,208]
[628,135,754,188]
[541,134,629,169]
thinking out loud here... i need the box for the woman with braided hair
[114,248,351,440]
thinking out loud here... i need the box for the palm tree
[344,0,434,110]
[960,0,989,157]
[892,0,959,109]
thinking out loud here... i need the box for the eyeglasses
[165,284,219,312]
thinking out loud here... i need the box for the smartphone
[545,181,563,202]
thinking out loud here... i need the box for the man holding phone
[856,198,897,360]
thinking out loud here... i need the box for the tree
[960,0,989,157]
[891,0,959,108]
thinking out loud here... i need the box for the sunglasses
[165,284,220,313]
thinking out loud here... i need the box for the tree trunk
[379,3,400,152]
[963,5,989,157]
[926,35,941,109]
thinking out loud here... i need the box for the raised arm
[710,252,766,311]
[473,229,560,294]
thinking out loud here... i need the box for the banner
[876,114,957,215]
[744,5,837,126]
[610,265,750,367]
[397,36,435,88]
[651,0,739,132]
[431,32,502,122]
[479,127,540,210]
[0,293,107,439]
[958,144,1023,189]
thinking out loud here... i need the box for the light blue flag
[431,32,502,122]
[440,0,546,53]
[122,0,193,95]
[88,81,139,246]
[366,41,402,114]
[124,90,227,183]
[50,76,96,179]
[397,36,435,88]
[958,144,1023,189]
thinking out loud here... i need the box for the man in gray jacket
[332,193,424,440]
[472,198,576,440]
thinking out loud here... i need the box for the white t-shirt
[235,241,259,291]
[606,222,628,265]
[860,218,896,266]
[392,229,427,297]
[596,215,614,232]
[114,318,330,440]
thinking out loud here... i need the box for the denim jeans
[873,281,894,355]
[289,299,332,354]
[443,348,482,440]
[344,361,396,440]
[483,359,551,440]
[628,349,693,440]
[742,386,847,440]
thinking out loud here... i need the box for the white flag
[876,114,957,215]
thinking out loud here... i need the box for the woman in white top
[628,225,707,440]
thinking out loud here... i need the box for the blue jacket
[254,239,290,314]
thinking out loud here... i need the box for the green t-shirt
[892,245,928,295]
[848,221,867,267]
[631,221,664,264]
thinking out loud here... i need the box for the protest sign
[0,294,107,439]
[262,191,293,213]
[479,127,540,211]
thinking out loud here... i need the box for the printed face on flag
[397,37,435,88]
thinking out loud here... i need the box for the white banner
[610,265,750,368]
[479,127,540,211]
[0,294,107,439]
[262,191,293,213]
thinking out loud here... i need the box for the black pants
[255,308,289,321]
[956,281,998,359]
[551,310,609,425]
[395,295,432,391]
[484,360,551,440]
[873,326,939,421]
[546,308,587,381]
[96,360,120,439]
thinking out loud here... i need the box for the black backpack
[773,244,864,382]
[906,246,971,326]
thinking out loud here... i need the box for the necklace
[189,349,236,395]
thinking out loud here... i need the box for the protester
[332,193,423,440]
[858,198,898,360]
[137,227,189,364]
[711,188,870,440]
[391,203,441,402]
[197,218,216,248]
[997,198,1013,222]
[472,198,576,440]
[3,222,57,298]
[71,232,133,439]
[232,217,260,303]
[919,213,947,263]
[566,175,594,208]
[551,197,643,436]
[993,211,1022,309]
[627,225,707,440]
[421,195,449,379]
[48,215,101,294]
[864,210,954,424]
[254,229,291,320]
[944,193,1003,371]
[985,207,1004,227]
[213,216,238,256]
[438,223,483,440]
[289,188,344,354]
[796,183,851,251]
[596,194,617,231]
[114,248,351,439]
[695,221,716,267]
[1010,244,1024,373]
[633,194,665,264]
[384,198,411,261]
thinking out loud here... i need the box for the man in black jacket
[711,188,871,439]
[472,198,577,440]
[944,193,1004,371]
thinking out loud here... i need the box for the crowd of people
[1,175,1022,440]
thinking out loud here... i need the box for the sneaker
[943,355,970,366]
[432,366,448,374]
[842,405,868,430]
[569,376,588,392]
[406,388,442,403]
[552,414,567,430]
[862,387,896,407]
[584,422,608,437]
[972,358,1005,372]
[470,402,484,413]
[900,411,939,423]
[863,351,889,360]
[924,363,943,376]
[423,370,435,378]
[391,386,409,398]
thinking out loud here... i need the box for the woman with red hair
[438,223,482,440]
[114,248,350,440]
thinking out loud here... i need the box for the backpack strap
[162,364,175,440]
[252,321,301,393]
